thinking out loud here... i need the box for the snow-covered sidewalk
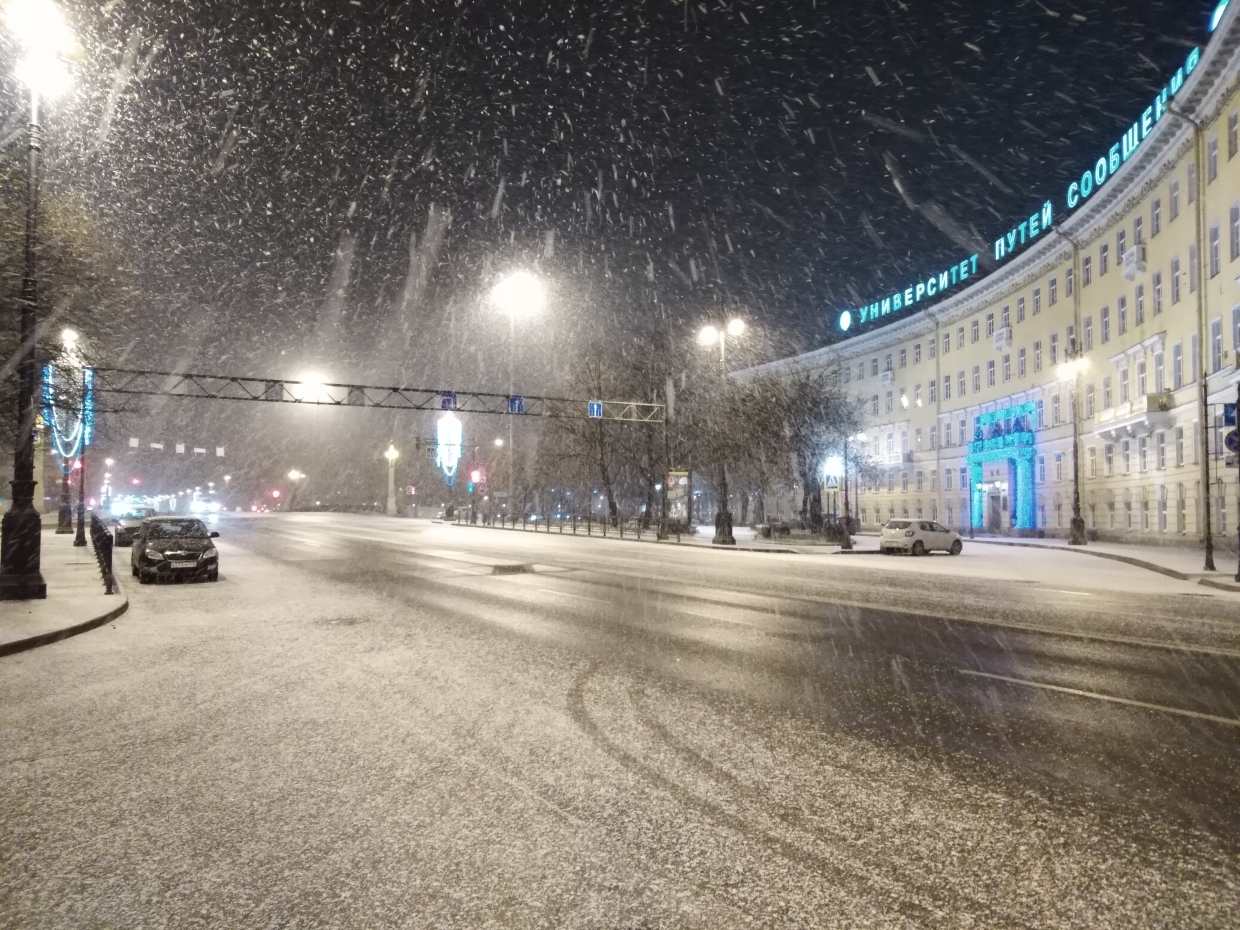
[0,529,127,656]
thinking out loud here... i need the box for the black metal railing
[88,513,117,595]
[453,508,682,543]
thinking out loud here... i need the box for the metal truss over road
[89,367,665,423]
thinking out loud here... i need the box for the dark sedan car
[113,508,157,547]
[130,516,220,583]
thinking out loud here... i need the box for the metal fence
[88,513,117,594]
[453,509,682,543]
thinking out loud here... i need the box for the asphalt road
[3,513,1239,928]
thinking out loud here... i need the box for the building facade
[739,5,1240,547]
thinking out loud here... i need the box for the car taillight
[905,529,915,537]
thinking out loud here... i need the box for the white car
[880,519,963,556]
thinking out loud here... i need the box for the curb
[966,539,1240,592]
[449,522,825,555]
[0,582,129,658]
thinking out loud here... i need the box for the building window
[942,332,951,355]
[1172,342,1183,389]
[1137,359,1147,395]
[1002,354,1011,382]
[1170,179,1180,220]
[928,337,936,359]
[1210,224,1221,278]
[885,353,893,372]
[1171,257,1181,303]
[944,421,953,447]
[857,362,865,380]
[1052,394,1061,425]
[1054,452,1064,482]
[871,394,879,415]
[1105,443,1114,476]
[1157,431,1167,470]
[957,326,965,350]
[1099,243,1109,276]
[971,320,979,343]
[1211,317,1224,372]
[1122,440,1131,475]
[885,391,893,414]
[1103,375,1113,408]
[1067,324,1076,354]
[1002,305,1011,329]
[1018,297,1027,322]
[1082,256,1092,286]
[1018,347,1027,378]
[943,375,951,400]
[898,349,906,369]
[1138,436,1148,473]
[959,467,968,492]
[844,365,851,384]
[1232,204,1240,260]
[958,370,966,396]
[1066,267,1075,295]
[1135,285,1145,326]
[1085,383,1095,417]
[1050,332,1059,365]
[930,425,938,449]
[1117,296,1128,336]
[1154,351,1165,392]
[1038,456,1046,483]
[914,384,922,406]
[960,419,967,444]
[1084,316,1093,350]
[987,360,996,387]
[1175,426,1185,467]
[1120,368,1130,404]
[1152,198,1162,235]
[1101,306,1111,343]
[1153,271,1163,314]
[1049,277,1058,305]
[929,379,937,403]
[972,365,981,393]
[1133,215,1143,244]
[1230,110,1239,159]
[913,343,921,364]
[901,470,909,491]
[1208,134,1219,183]
[871,358,879,377]
[915,430,923,452]
[1036,399,1045,429]
[930,469,938,490]
[1034,340,1043,372]
[1117,230,1127,258]
[1088,446,1098,478]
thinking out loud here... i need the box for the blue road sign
[1226,429,1240,454]
[1225,403,1237,426]
[441,392,456,411]
[509,396,525,414]
[587,401,603,418]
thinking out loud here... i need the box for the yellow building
[741,4,1240,549]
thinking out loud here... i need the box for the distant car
[113,508,157,547]
[880,519,962,556]
[131,516,220,583]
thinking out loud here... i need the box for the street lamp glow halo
[383,444,400,462]
[490,270,545,319]
[1056,358,1090,382]
[7,0,74,53]
[726,318,746,337]
[697,324,719,347]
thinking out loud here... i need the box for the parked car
[131,516,220,583]
[880,519,963,556]
[113,508,157,547]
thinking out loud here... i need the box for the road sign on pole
[508,396,524,414]
[824,476,839,490]
[441,393,457,411]
[1226,429,1240,454]
[1226,403,1237,426]
[587,401,603,418]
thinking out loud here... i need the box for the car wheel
[207,569,218,582]
[949,540,963,556]
[131,564,138,577]
[911,540,926,556]
[138,570,152,584]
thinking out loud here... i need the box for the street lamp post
[1,0,73,600]
[698,318,745,546]
[1056,353,1089,546]
[383,446,399,516]
[491,270,544,519]
[286,469,305,511]
[73,453,85,546]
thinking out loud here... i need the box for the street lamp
[383,445,399,516]
[0,0,74,600]
[696,317,746,545]
[491,270,544,514]
[1056,353,1090,546]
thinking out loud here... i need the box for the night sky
[0,0,1225,496]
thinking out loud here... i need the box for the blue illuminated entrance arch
[966,402,1038,530]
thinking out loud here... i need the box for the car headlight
[201,549,217,560]
[145,548,165,559]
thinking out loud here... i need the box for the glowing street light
[695,317,747,545]
[384,444,399,516]
[0,0,76,598]
[490,270,545,320]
